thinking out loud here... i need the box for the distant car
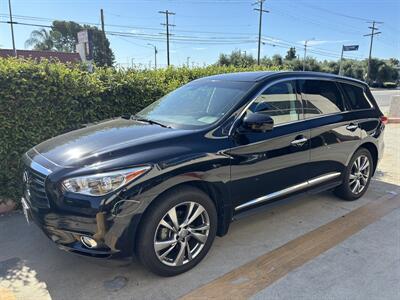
[22,71,386,276]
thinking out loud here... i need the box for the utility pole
[100,9,105,35]
[253,0,269,65]
[8,0,17,56]
[186,56,190,68]
[364,21,382,83]
[302,38,314,71]
[147,43,158,69]
[339,45,345,76]
[159,10,175,67]
[100,8,106,56]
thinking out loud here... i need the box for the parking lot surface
[0,93,399,300]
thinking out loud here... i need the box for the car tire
[136,186,217,276]
[334,148,373,201]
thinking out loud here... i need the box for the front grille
[24,167,50,209]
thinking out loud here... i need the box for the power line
[0,17,362,57]
[3,11,394,56]
[0,14,365,62]
[1,20,361,60]
[300,2,374,23]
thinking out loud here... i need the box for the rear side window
[340,83,372,110]
[299,80,345,118]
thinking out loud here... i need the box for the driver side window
[248,81,303,125]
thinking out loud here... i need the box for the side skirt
[233,178,342,221]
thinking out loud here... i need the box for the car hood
[33,118,188,167]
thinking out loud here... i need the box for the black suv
[22,71,385,276]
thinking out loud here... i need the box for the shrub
[0,58,279,204]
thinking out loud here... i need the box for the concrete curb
[388,96,400,123]
[388,118,400,124]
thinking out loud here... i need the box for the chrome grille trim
[24,160,52,209]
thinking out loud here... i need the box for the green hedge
[0,58,278,204]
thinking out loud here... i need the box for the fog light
[80,236,98,249]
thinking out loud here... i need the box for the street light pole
[8,0,17,57]
[147,43,158,69]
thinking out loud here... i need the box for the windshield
[137,80,254,128]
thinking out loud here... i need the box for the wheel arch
[135,180,232,247]
[357,142,379,175]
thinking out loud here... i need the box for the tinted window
[340,83,372,110]
[299,80,345,118]
[247,81,302,125]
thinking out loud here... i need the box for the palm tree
[25,28,54,51]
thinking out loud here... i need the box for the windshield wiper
[131,115,172,128]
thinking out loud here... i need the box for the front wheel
[334,148,373,201]
[136,186,217,276]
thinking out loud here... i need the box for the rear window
[299,80,345,118]
[340,83,372,110]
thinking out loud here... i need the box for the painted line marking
[181,190,400,299]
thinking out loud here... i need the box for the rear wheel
[334,148,373,201]
[136,186,217,276]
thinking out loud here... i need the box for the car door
[298,79,362,181]
[228,80,311,212]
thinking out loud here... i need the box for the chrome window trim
[228,76,372,136]
[234,172,341,211]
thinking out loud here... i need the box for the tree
[214,51,399,86]
[25,29,54,51]
[88,27,114,67]
[51,21,82,52]
[217,53,230,66]
[285,47,296,60]
[216,50,255,67]
[388,58,399,66]
[25,21,115,66]
[272,54,283,66]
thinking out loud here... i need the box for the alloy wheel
[349,154,370,195]
[154,201,210,267]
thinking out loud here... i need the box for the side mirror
[241,112,274,133]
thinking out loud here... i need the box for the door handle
[346,124,358,131]
[291,137,308,146]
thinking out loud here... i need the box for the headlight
[62,166,151,196]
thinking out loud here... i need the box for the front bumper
[21,151,151,260]
[23,196,140,259]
